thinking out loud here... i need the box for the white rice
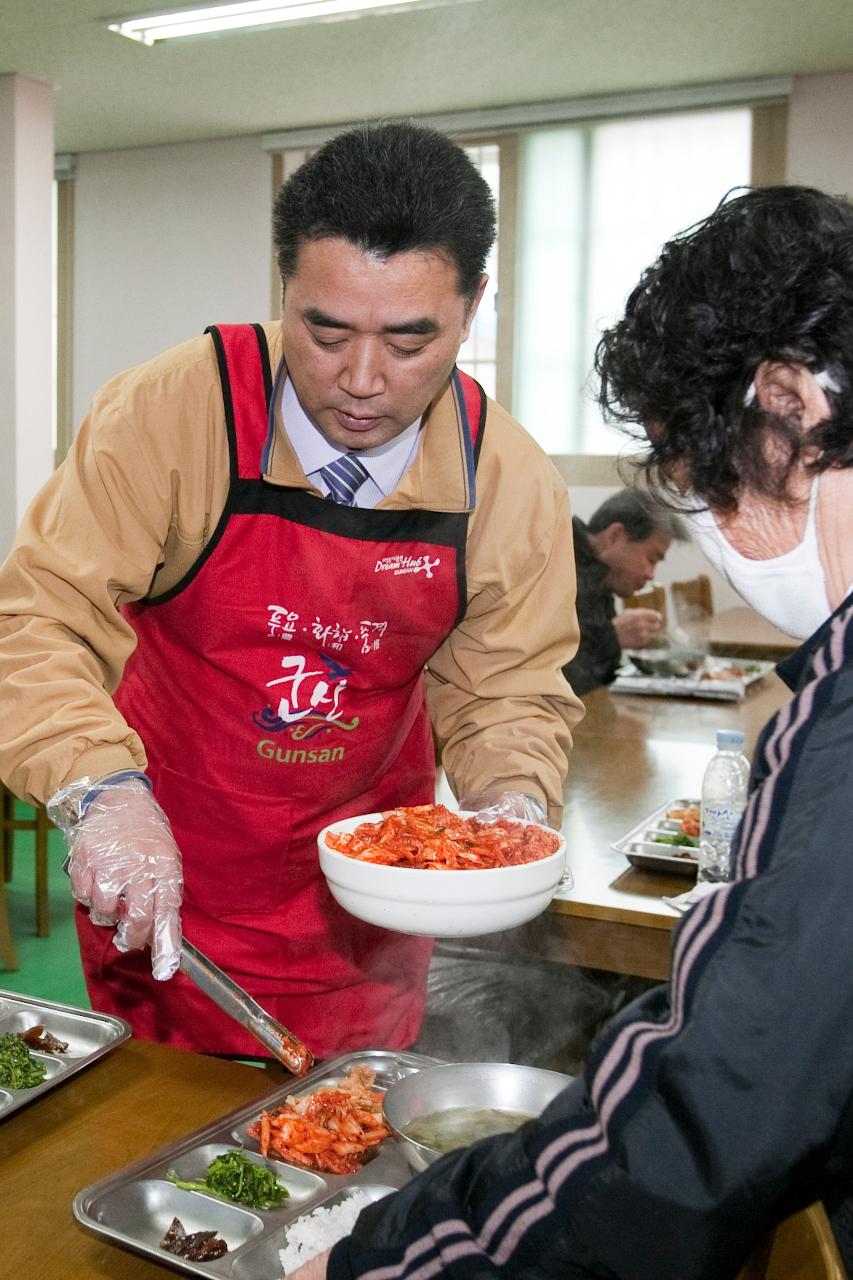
[279,1189,377,1275]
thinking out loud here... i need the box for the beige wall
[72,136,272,425]
[0,74,55,557]
[787,71,853,195]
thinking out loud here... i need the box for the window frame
[54,163,75,467]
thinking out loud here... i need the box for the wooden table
[709,605,799,660]
[476,673,792,982]
[3,1038,276,1277]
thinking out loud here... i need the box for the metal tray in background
[610,656,774,701]
[73,1049,440,1279]
[0,989,130,1120]
[612,797,701,877]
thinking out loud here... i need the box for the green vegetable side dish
[0,1033,48,1089]
[655,833,700,848]
[167,1150,289,1210]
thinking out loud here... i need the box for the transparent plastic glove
[457,789,550,828]
[456,790,571,889]
[48,775,183,981]
[458,790,570,888]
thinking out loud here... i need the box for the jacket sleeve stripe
[479,887,734,1264]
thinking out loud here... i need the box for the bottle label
[701,802,744,845]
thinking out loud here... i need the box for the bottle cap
[716,729,745,749]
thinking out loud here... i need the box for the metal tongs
[179,937,314,1077]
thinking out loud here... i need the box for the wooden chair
[622,584,667,624]
[670,573,714,623]
[0,869,17,971]
[1,781,51,942]
[737,1202,846,1280]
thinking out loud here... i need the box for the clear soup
[403,1107,532,1154]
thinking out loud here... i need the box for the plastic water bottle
[698,729,750,883]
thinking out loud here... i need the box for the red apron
[76,323,485,1058]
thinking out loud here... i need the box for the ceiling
[3,0,853,154]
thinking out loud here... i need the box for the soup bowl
[317,811,567,938]
[383,1061,572,1173]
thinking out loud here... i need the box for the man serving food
[0,121,581,1058]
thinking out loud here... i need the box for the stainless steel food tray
[610,656,774,701]
[0,989,130,1120]
[612,797,701,876]
[73,1048,440,1278]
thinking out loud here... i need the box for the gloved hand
[457,789,550,828]
[48,774,183,981]
[456,790,570,888]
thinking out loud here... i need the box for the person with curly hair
[290,186,853,1279]
[596,184,853,639]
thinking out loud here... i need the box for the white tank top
[685,479,830,640]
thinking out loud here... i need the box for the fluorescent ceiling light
[108,0,435,43]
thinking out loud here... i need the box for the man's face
[281,237,486,451]
[596,525,671,597]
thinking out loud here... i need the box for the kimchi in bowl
[317,804,567,937]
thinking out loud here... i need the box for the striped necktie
[319,453,371,506]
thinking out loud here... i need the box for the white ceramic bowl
[317,810,567,937]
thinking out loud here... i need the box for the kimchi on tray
[248,1065,390,1175]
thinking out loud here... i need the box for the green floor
[2,806,90,1008]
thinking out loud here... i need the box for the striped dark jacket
[329,594,853,1280]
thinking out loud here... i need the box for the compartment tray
[610,656,774,701]
[611,798,701,877]
[0,989,130,1121]
[73,1048,441,1278]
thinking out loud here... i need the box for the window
[456,143,499,399]
[512,108,752,454]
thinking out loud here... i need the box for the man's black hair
[587,489,688,543]
[595,186,853,512]
[272,120,496,302]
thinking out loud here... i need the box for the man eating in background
[563,489,688,695]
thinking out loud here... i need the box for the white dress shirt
[281,377,422,508]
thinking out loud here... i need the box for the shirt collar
[282,376,422,498]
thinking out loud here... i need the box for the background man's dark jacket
[562,516,622,695]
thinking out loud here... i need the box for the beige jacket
[0,323,583,822]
